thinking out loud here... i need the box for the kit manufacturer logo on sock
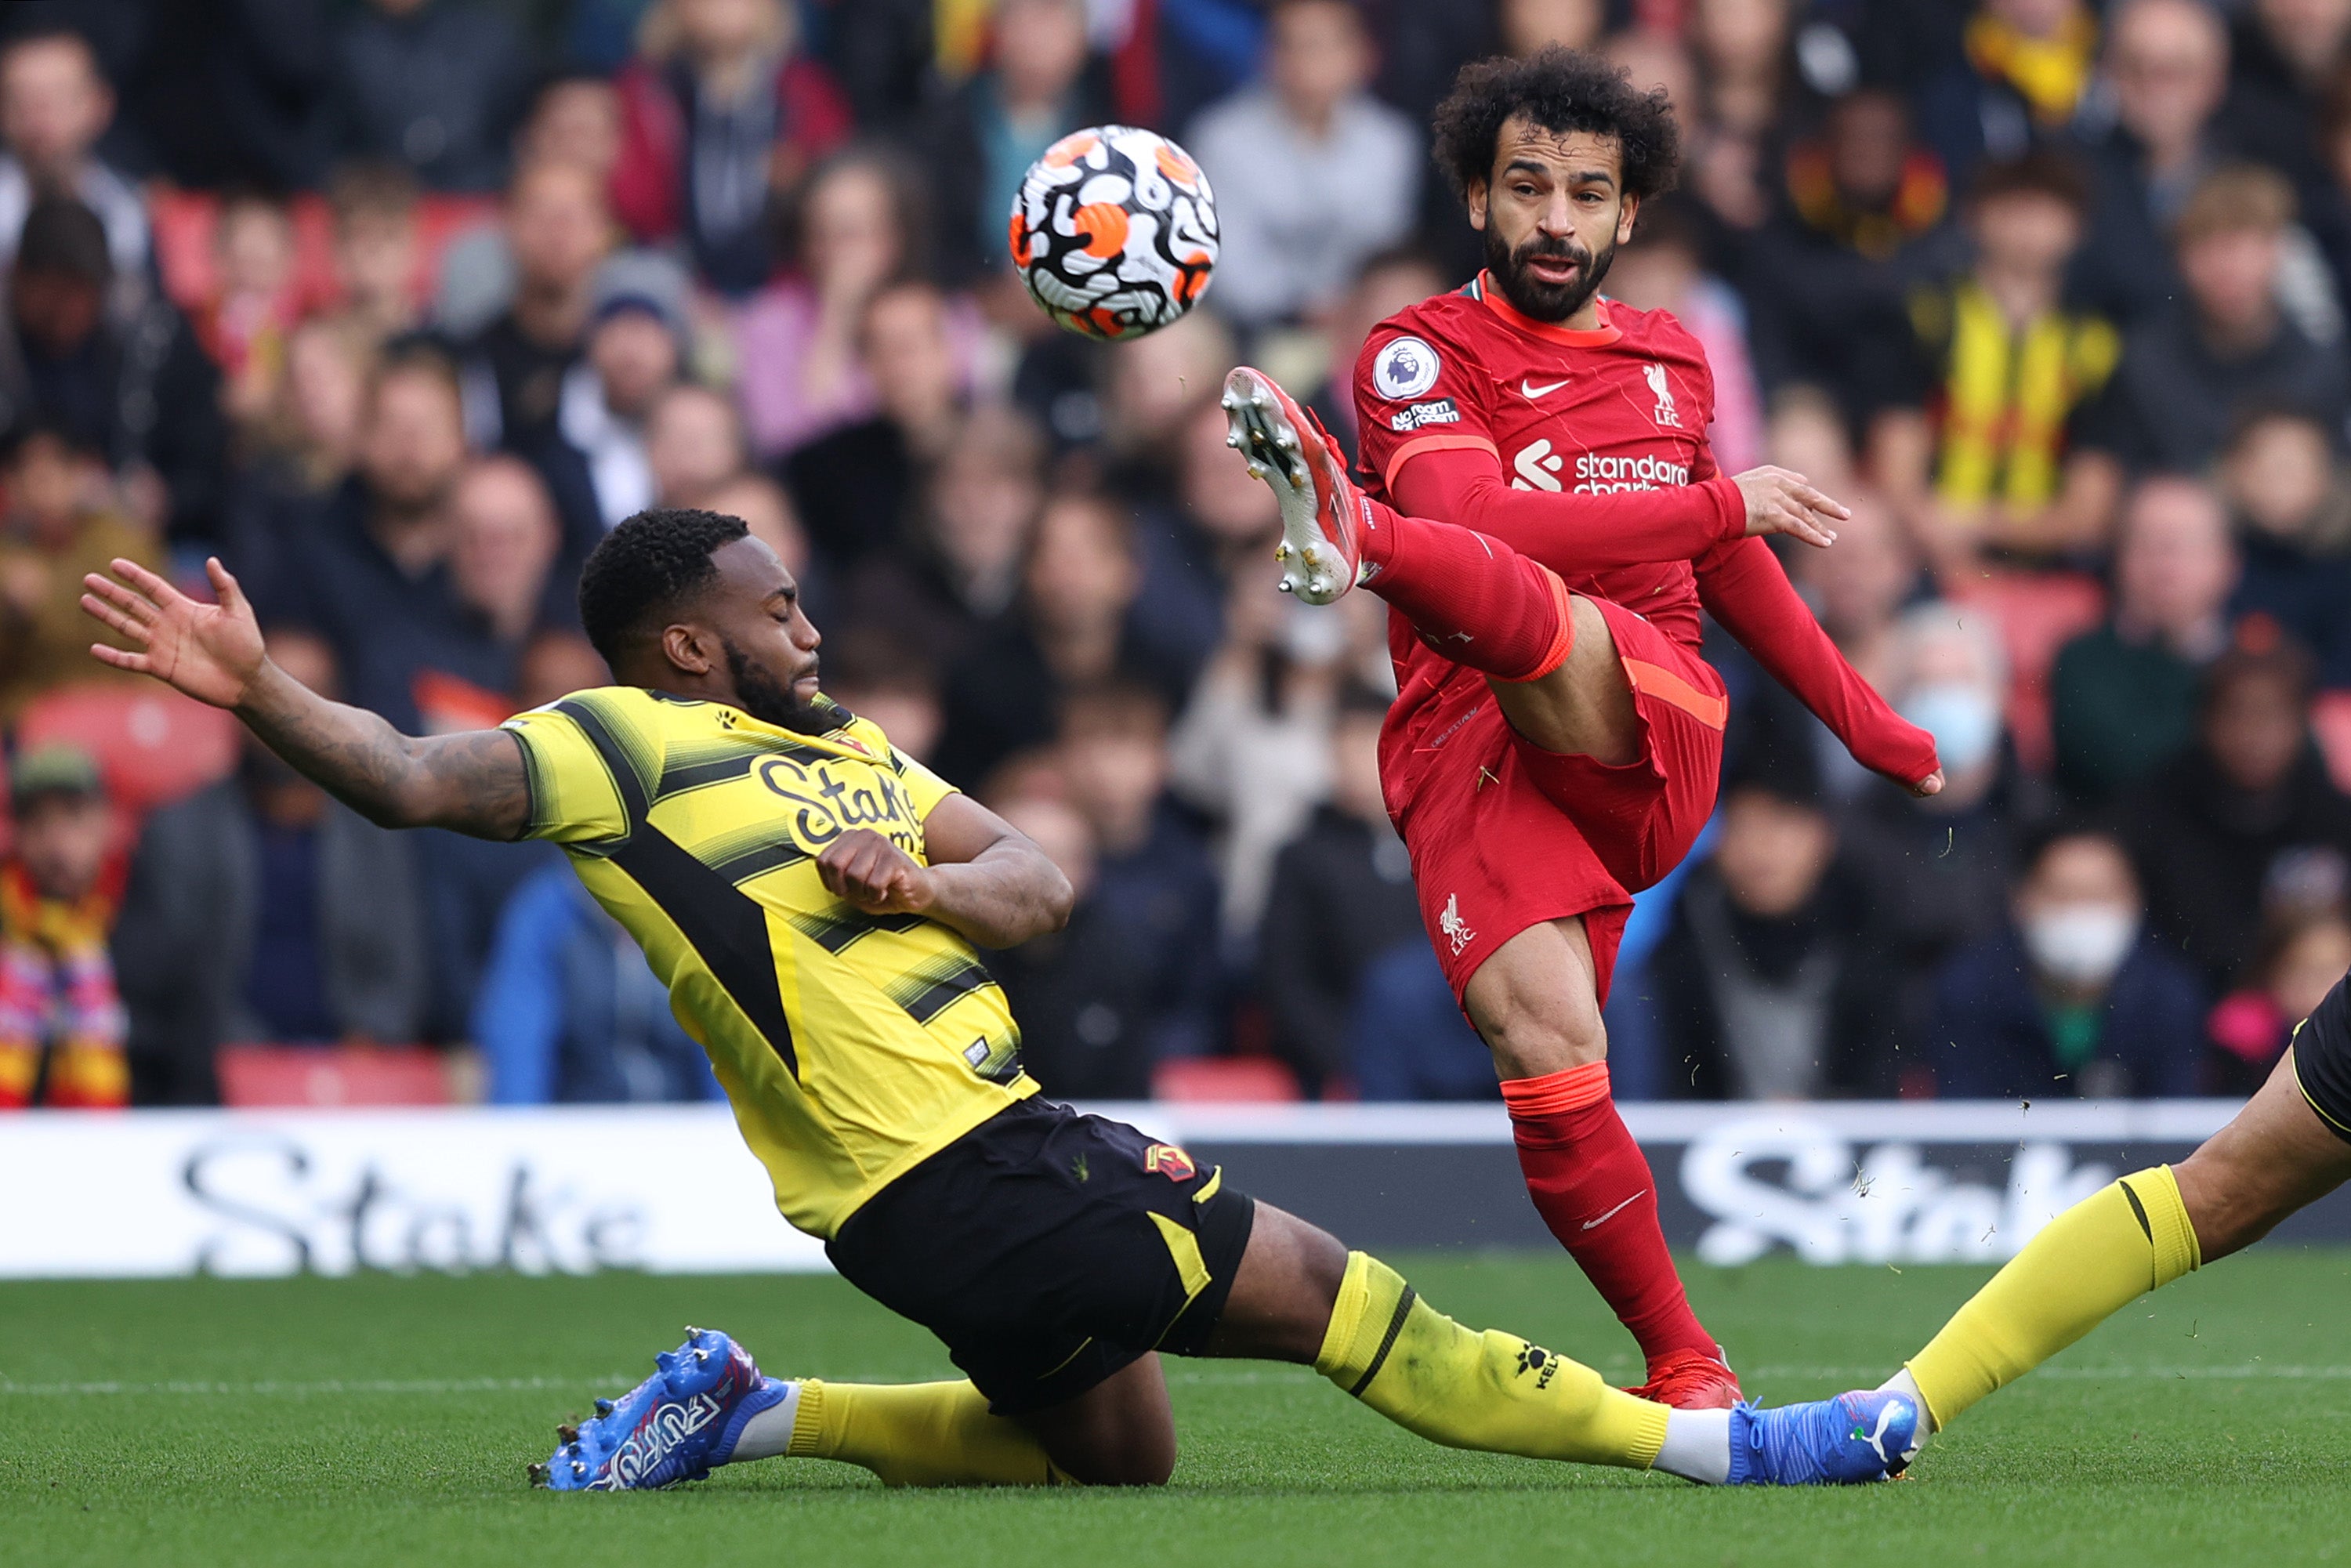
[1512,1343,1559,1390]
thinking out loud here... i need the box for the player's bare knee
[2174,1148,2295,1262]
[1205,1204,1348,1363]
[1471,981,1607,1077]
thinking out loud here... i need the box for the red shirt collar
[1476,270,1623,346]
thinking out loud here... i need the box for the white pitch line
[0,1375,636,1397]
[1735,1364,2351,1382]
[7,1363,2349,1398]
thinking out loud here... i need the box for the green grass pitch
[9,1250,2351,1566]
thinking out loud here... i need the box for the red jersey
[1352,272,1938,789]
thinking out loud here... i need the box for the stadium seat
[16,682,241,816]
[149,189,500,320]
[1151,1056,1302,1103]
[1950,570,2106,774]
[215,1045,454,1108]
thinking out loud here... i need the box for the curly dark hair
[578,507,750,668]
[1430,47,1681,205]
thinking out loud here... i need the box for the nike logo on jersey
[1581,1192,1643,1230]
[1520,378,1570,399]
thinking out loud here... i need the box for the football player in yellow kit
[79,505,1911,1490]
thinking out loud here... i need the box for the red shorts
[1386,596,1726,1009]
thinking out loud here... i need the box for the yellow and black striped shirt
[502,686,1034,1237]
[1909,279,2119,511]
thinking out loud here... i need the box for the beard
[723,637,838,735]
[1484,223,1617,324]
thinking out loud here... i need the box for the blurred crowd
[5,0,2351,1112]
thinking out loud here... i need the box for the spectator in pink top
[731,146,984,462]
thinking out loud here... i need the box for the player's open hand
[818,830,939,916]
[1733,466,1849,549]
[80,556,266,711]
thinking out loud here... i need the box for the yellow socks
[1314,1251,1668,1470]
[786,1379,1071,1487]
[1905,1166,2201,1429]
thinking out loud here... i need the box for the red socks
[1502,1063,1719,1372]
[1359,502,1573,682]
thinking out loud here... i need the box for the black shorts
[2292,971,2351,1142]
[825,1097,1257,1415]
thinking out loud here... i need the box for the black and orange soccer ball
[1009,125,1219,342]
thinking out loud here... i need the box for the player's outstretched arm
[1694,536,1944,796]
[81,556,531,840]
[816,794,1074,949]
[1389,445,1846,576]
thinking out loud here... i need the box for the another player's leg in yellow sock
[1888,1167,2201,1432]
[1313,1250,1669,1469]
[736,1378,1073,1487]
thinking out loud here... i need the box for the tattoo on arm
[237,667,531,840]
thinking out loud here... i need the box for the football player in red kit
[1226,49,1944,1410]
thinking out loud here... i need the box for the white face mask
[1898,683,2002,775]
[2023,904,2139,987]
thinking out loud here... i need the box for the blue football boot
[530,1327,792,1491]
[1726,1390,1918,1485]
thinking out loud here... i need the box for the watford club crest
[1144,1143,1197,1182]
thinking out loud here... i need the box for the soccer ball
[1009,125,1218,342]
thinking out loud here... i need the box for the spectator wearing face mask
[1651,741,1896,1101]
[1842,601,2046,1055]
[2205,906,2351,1097]
[0,746,125,1109]
[2051,475,2239,805]
[2119,639,2351,991]
[1932,824,2204,1098]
